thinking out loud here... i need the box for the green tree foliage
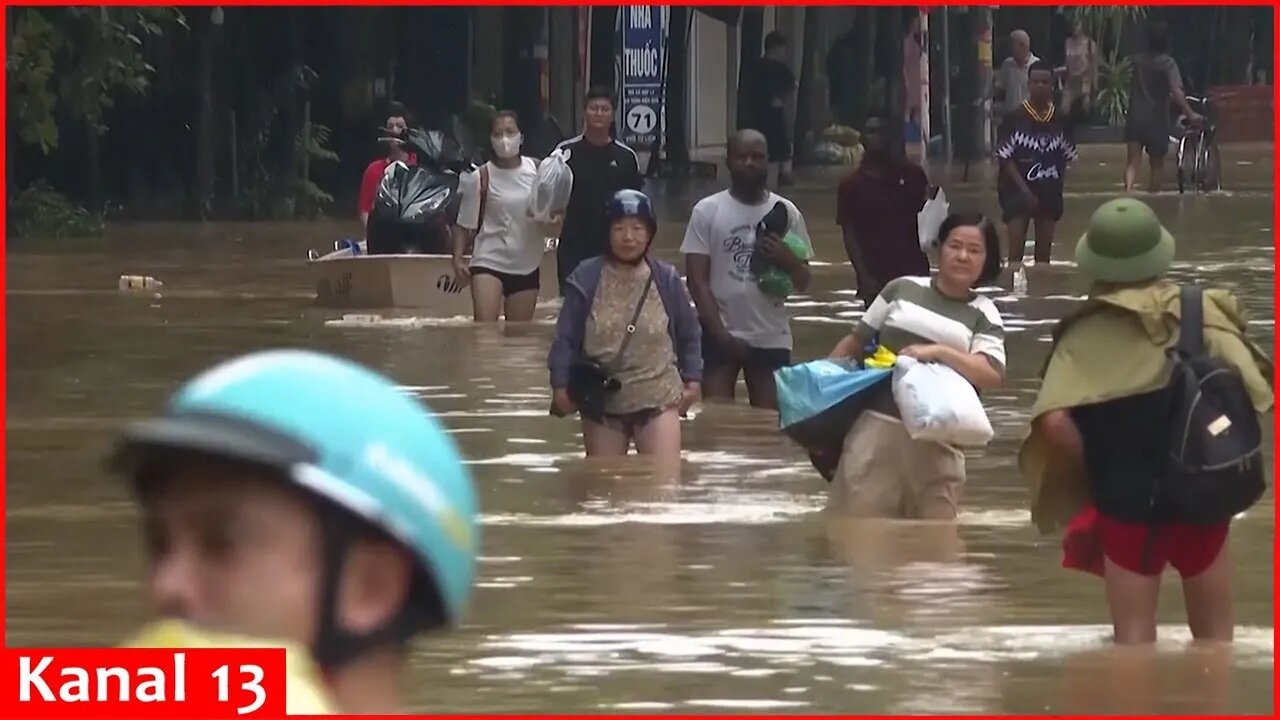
[1059,5,1148,127]
[8,181,105,239]
[7,6,186,154]
[1059,5,1147,61]
[292,120,341,213]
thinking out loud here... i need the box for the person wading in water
[1023,199,1273,645]
[549,190,702,470]
[824,212,1006,518]
[995,60,1077,272]
[682,129,813,410]
[836,112,932,307]
[452,110,551,323]
[1123,21,1202,193]
[358,101,417,238]
[554,87,644,292]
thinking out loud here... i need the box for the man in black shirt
[554,86,645,290]
[994,60,1077,267]
[754,31,796,187]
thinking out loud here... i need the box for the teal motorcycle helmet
[112,349,479,669]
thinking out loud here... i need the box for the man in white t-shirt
[993,30,1040,117]
[682,129,814,410]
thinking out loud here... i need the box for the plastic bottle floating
[1012,267,1028,296]
[119,275,164,293]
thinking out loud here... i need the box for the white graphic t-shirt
[457,157,543,276]
[680,190,813,350]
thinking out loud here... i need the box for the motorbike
[365,125,477,256]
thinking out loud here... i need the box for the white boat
[308,240,560,313]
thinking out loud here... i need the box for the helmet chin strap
[310,505,418,671]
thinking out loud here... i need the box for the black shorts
[998,186,1064,223]
[1125,117,1172,159]
[599,406,669,435]
[701,324,792,373]
[471,266,541,297]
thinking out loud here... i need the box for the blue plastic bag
[775,360,892,452]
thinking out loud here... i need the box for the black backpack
[1160,285,1266,524]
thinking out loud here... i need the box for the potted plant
[1094,55,1133,127]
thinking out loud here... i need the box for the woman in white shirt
[452,111,548,322]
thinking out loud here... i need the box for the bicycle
[1172,95,1222,194]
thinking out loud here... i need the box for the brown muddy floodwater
[6,145,1276,713]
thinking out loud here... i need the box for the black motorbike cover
[373,162,458,224]
[406,128,469,175]
[366,129,464,255]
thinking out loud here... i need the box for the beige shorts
[828,410,966,519]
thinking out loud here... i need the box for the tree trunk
[301,100,312,219]
[87,125,103,212]
[502,7,543,126]
[6,5,14,202]
[84,12,105,211]
[664,6,690,168]
[885,8,906,162]
[793,7,822,164]
[851,7,876,127]
[196,12,216,218]
[588,5,618,92]
[736,7,763,130]
[951,9,980,162]
[1213,7,1254,85]
[287,7,305,219]
[1253,6,1272,84]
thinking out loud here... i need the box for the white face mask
[491,133,522,159]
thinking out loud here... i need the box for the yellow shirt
[122,619,338,715]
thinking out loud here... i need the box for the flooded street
[6,144,1274,713]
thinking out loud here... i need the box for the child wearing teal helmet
[110,349,479,713]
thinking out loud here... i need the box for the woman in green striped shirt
[825,212,1007,519]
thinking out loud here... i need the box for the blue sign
[618,6,665,149]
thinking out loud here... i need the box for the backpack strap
[476,164,490,235]
[461,164,489,255]
[1177,284,1205,357]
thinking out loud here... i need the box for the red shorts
[1063,505,1230,579]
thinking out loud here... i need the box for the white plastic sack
[528,148,574,222]
[891,355,994,447]
[918,187,950,253]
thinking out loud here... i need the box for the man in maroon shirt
[357,102,418,235]
[835,114,931,305]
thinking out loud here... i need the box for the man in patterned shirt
[995,60,1077,267]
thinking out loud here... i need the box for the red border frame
[1,1,1276,718]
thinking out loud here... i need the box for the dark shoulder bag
[568,271,655,422]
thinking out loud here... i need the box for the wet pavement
[6,143,1275,713]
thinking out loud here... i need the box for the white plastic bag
[528,148,574,222]
[891,355,994,447]
[918,187,950,253]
